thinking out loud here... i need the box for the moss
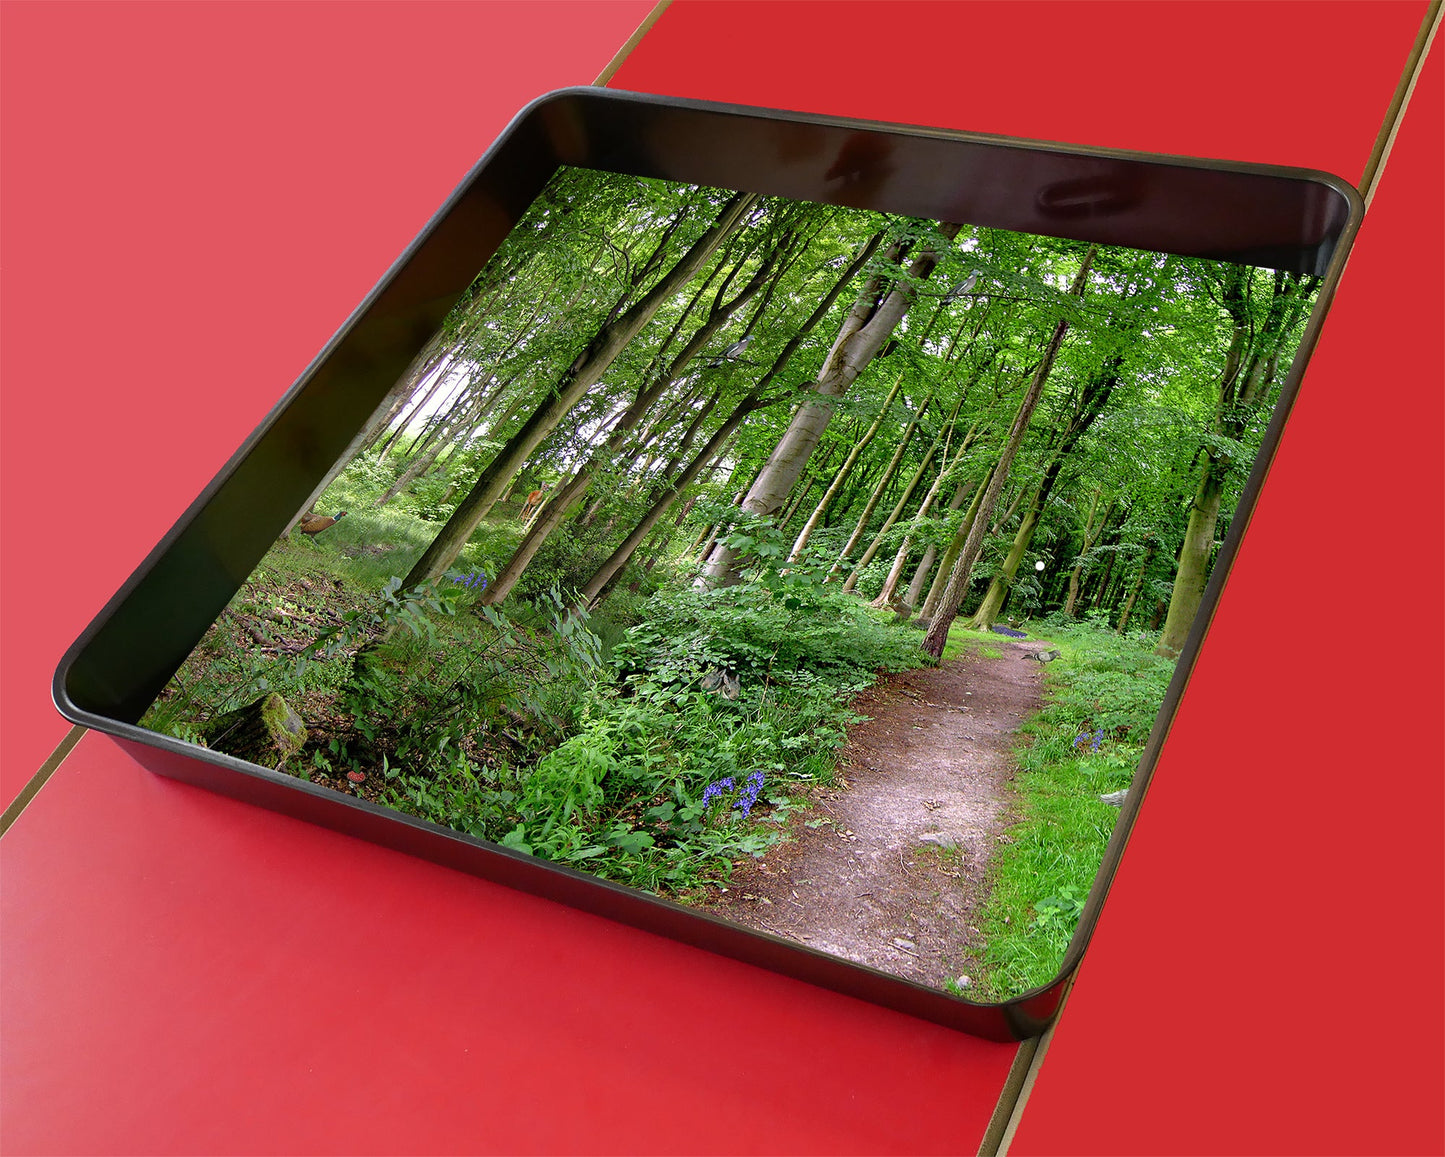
[261,693,307,762]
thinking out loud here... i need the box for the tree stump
[204,693,308,769]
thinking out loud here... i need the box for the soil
[696,639,1047,992]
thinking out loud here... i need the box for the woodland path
[700,639,1046,991]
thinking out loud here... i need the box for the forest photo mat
[139,164,1320,1002]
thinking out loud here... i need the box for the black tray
[55,87,1362,1042]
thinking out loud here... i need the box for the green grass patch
[970,618,1176,1001]
[941,623,1009,661]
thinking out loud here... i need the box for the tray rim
[53,84,1366,1042]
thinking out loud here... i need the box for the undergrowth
[970,616,1176,1000]
[143,472,931,895]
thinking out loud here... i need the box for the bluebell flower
[734,769,766,818]
[701,777,735,810]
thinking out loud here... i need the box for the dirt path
[699,640,1046,991]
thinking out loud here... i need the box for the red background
[3,2,1441,1153]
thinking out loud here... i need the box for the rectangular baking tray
[54,87,1362,1041]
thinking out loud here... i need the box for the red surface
[3,734,1014,1154]
[0,0,654,805]
[610,0,1422,176]
[2,1,1440,1154]
[1009,36,1445,1157]
[1,4,1018,1155]
[622,2,1445,1152]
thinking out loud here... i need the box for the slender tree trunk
[481,236,788,605]
[702,225,960,586]
[831,392,934,580]
[401,192,757,588]
[1063,491,1110,617]
[869,444,958,608]
[779,479,815,530]
[377,353,462,460]
[918,466,994,624]
[283,342,450,536]
[1087,540,1118,610]
[575,398,766,606]
[1155,461,1225,648]
[360,341,452,453]
[1116,538,1158,633]
[922,246,1095,657]
[967,352,1126,629]
[903,475,976,609]
[842,436,937,591]
[1155,267,1312,656]
[788,371,905,560]
[965,490,1045,630]
[375,388,488,506]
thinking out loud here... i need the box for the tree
[572,229,886,605]
[921,245,1096,658]
[1154,265,1315,656]
[401,190,758,589]
[479,213,799,604]
[701,221,962,587]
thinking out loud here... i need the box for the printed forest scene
[141,167,1319,1000]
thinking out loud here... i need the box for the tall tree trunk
[702,224,960,586]
[788,371,905,560]
[480,231,790,604]
[374,386,489,506]
[922,246,1095,657]
[360,342,453,453]
[841,434,937,591]
[575,397,769,607]
[1154,460,1226,648]
[1062,490,1111,617]
[917,466,994,625]
[1116,538,1158,633]
[848,396,972,596]
[869,439,961,608]
[778,479,815,530]
[1088,540,1119,610]
[966,353,1126,629]
[1155,266,1312,656]
[903,475,976,609]
[830,391,935,580]
[401,192,757,589]
[965,486,1044,630]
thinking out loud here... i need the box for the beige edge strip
[0,724,87,837]
[594,0,673,87]
[0,2,674,841]
[990,4,1442,1152]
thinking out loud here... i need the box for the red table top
[4,3,1441,1153]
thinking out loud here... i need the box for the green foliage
[139,159,1324,999]
[970,619,1176,1000]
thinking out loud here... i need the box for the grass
[940,624,1008,661]
[142,452,934,898]
[968,617,1177,1000]
[143,452,1177,1002]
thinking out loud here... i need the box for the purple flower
[734,768,766,818]
[701,777,735,809]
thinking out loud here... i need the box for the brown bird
[298,510,347,536]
